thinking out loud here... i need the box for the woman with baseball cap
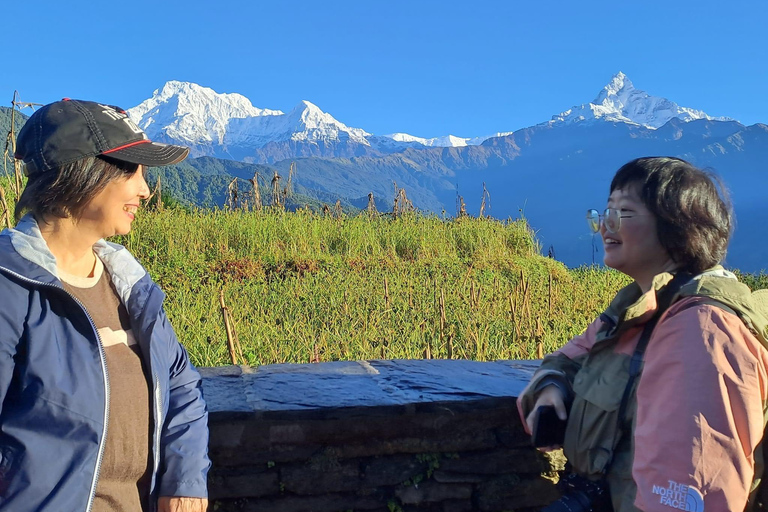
[0,99,209,512]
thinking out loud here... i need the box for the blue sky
[5,0,766,137]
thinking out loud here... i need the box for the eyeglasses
[586,208,645,234]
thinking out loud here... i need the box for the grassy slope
[115,207,634,366]
[2,177,765,367]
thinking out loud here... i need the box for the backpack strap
[676,297,738,317]
[615,272,694,435]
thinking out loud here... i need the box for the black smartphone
[532,405,567,447]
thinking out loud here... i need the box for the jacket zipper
[75,292,110,512]
[153,371,163,503]
[0,266,110,512]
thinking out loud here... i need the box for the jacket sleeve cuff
[516,368,571,432]
[533,374,573,405]
[158,478,208,499]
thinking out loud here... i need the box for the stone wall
[201,359,563,512]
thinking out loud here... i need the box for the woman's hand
[525,385,568,451]
[158,496,208,512]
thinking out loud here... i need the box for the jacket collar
[597,267,740,342]
[0,214,148,307]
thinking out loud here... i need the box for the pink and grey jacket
[517,270,768,512]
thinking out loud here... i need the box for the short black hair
[610,157,733,274]
[15,156,139,223]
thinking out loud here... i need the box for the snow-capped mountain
[128,82,374,159]
[127,73,733,163]
[547,72,731,129]
[128,81,283,147]
[225,100,371,147]
[381,132,513,147]
[126,81,509,160]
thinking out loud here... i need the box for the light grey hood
[3,214,147,306]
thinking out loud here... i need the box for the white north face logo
[651,480,704,511]
[98,104,146,138]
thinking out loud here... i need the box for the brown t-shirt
[60,256,153,512]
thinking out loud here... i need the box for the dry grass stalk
[479,182,491,217]
[519,269,533,331]
[535,317,545,358]
[219,289,244,365]
[437,288,452,358]
[249,172,262,212]
[392,182,414,218]
[9,95,21,197]
[13,159,21,198]
[8,92,41,198]
[2,136,13,189]
[146,176,162,211]
[509,292,522,340]
[283,162,295,201]
[271,171,282,208]
[226,178,239,210]
[3,130,20,200]
[456,195,467,217]
[470,279,478,308]
[439,287,446,352]
[548,273,554,317]
[416,317,431,359]
[0,187,11,229]
[383,277,390,311]
[311,342,320,363]
[333,199,343,217]
[475,324,490,360]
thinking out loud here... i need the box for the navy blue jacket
[0,215,210,512]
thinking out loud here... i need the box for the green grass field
[1,177,765,367]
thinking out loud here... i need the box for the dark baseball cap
[14,98,189,174]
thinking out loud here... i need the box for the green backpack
[676,280,768,512]
[738,289,768,512]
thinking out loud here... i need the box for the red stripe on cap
[102,139,152,154]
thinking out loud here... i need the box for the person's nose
[138,169,150,200]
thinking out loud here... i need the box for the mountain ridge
[126,72,732,164]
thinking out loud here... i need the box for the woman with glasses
[517,157,768,511]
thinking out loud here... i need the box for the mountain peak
[594,71,634,103]
[289,100,324,116]
[282,100,371,143]
[137,80,281,118]
[549,72,732,129]
[127,81,284,146]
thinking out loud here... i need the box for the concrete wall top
[199,359,539,420]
